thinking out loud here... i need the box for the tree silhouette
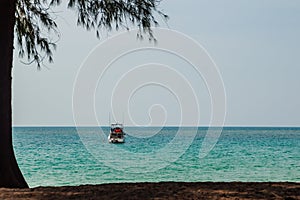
[0,0,167,188]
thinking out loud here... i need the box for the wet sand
[0,182,299,200]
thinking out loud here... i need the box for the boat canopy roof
[111,123,123,128]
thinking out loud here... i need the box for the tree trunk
[0,0,28,188]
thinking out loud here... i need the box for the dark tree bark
[0,0,28,188]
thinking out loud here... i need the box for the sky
[12,0,300,127]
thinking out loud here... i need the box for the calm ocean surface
[13,127,299,187]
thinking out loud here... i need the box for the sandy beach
[0,182,299,200]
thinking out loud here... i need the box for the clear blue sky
[12,0,300,126]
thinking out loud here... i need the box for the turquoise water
[13,127,300,187]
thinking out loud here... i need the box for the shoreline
[0,182,299,200]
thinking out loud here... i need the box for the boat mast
[109,112,111,125]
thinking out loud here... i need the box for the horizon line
[12,125,300,128]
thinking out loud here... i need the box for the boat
[108,123,125,143]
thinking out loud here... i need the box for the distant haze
[13,0,300,127]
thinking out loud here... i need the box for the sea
[12,127,300,187]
